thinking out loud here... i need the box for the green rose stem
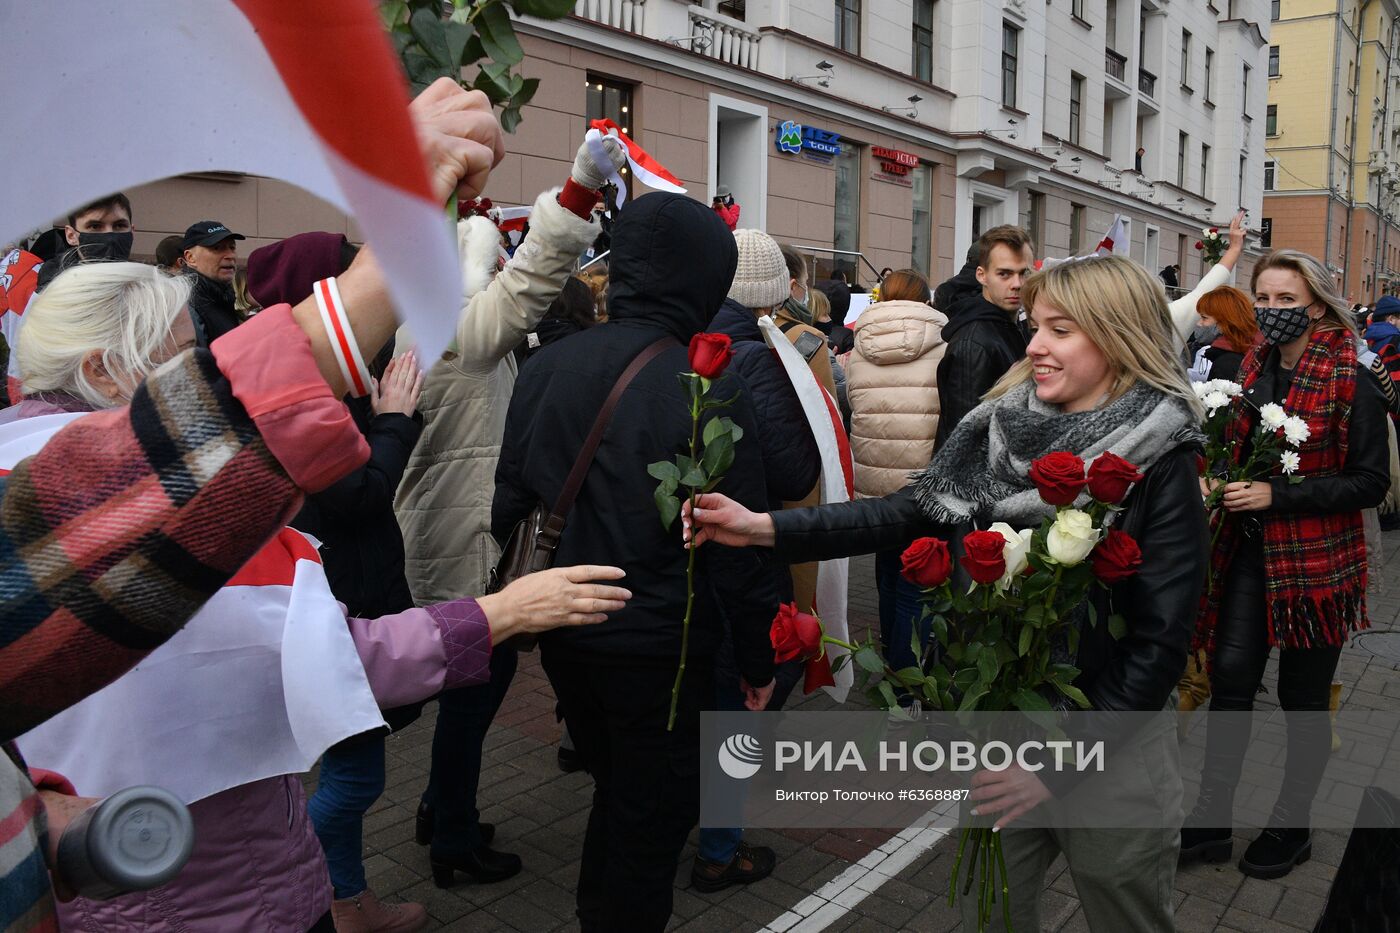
[667,377,702,731]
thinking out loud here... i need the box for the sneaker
[690,841,777,893]
[1239,827,1311,879]
[331,889,428,933]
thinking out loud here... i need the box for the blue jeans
[697,627,802,865]
[309,733,386,899]
[421,644,518,857]
[874,548,930,671]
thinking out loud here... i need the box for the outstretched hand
[681,493,776,549]
[1222,210,1247,268]
[479,565,632,643]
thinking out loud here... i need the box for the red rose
[688,332,733,379]
[803,652,836,694]
[1194,241,1204,250]
[962,530,1008,585]
[1086,452,1144,504]
[1195,453,1207,476]
[900,536,953,588]
[1028,452,1088,506]
[1209,227,1219,234]
[1090,529,1142,583]
[770,602,824,663]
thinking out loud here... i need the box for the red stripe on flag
[231,0,431,202]
[588,119,684,187]
[822,387,854,498]
[318,279,368,396]
[227,528,322,589]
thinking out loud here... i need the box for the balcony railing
[688,6,759,69]
[573,0,646,35]
[1105,48,1127,82]
[1138,67,1156,98]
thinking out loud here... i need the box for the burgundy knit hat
[246,231,349,308]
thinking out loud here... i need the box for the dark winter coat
[710,298,821,508]
[493,193,778,685]
[932,258,980,314]
[934,293,1027,447]
[187,272,242,344]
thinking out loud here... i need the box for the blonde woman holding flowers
[1183,249,1388,879]
[687,255,1209,931]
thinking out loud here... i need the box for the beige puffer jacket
[846,299,949,498]
[395,187,599,604]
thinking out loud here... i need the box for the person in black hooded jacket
[493,192,779,932]
[935,226,1034,448]
[931,241,982,314]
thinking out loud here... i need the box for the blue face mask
[1254,304,1313,345]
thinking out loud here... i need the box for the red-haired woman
[1188,285,1259,384]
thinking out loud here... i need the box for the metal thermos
[54,786,194,900]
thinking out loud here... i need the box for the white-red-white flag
[1096,215,1128,256]
[0,0,462,360]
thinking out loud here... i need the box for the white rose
[1202,227,1213,237]
[1046,509,1100,566]
[1283,416,1310,446]
[989,523,1033,587]
[1258,403,1287,431]
[1280,450,1301,475]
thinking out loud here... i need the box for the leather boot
[331,889,428,933]
[1240,826,1311,879]
[1180,780,1234,864]
[413,801,493,848]
[430,844,522,888]
[1329,681,1343,753]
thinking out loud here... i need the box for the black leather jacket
[934,294,1027,447]
[769,443,1208,794]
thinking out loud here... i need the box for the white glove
[572,135,627,191]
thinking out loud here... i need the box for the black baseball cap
[182,221,246,249]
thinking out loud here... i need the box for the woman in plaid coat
[1185,249,1389,879]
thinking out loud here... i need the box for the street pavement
[318,531,1400,931]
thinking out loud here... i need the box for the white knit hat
[728,229,790,310]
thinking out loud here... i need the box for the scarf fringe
[1266,589,1369,649]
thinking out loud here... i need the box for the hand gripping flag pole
[584,119,687,209]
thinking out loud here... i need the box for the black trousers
[1203,537,1341,824]
[542,648,714,933]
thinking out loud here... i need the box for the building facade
[124,0,1270,295]
[1263,0,1400,302]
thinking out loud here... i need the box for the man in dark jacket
[934,225,1034,448]
[494,193,778,932]
[932,241,982,313]
[1364,295,1400,358]
[182,220,246,343]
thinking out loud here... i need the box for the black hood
[932,258,980,311]
[710,297,762,343]
[606,193,738,343]
[941,292,1025,348]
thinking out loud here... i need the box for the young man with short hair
[934,225,1035,446]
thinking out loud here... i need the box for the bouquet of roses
[649,332,744,730]
[775,452,1145,931]
[1195,227,1227,265]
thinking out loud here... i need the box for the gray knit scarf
[911,380,1201,526]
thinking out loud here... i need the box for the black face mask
[814,318,835,337]
[1255,304,1313,345]
[75,230,134,262]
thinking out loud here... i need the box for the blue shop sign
[775,120,842,158]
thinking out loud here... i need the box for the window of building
[911,163,933,276]
[586,76,635,196]
[1271,0,1280,20]
[717,0,746,18]
[1266,103,1278,136]
[1069,74,1083,145]
[1069,203,1085,253]
[913,1,934,83]
[1181,30,1191,88]
[1261,217,1273,248]
[832,143,862,280]
[1002,23,1020,109]
[1204,48,1214,103]
[1177,132,1188,187]
[1268,46,1280,77]
[1200,144,1211,197]
[1106,0,1118,49]
[1242,64,1251,115]
[1027,191,1045,249]
[835,0,860,54]
[1264,158,1276,190]
[1071,0,1085,19]
[1237,155,1245,203]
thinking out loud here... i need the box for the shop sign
[775,120,842,160]
[871,145,918,186]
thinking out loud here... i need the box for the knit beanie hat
[1374,295,1400,320]
[728,229,790,310]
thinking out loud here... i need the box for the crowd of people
[0,76,1395,933]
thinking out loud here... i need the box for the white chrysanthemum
[1283,416,1310,446]
[1192,381,1211,400]
[1203,391,1230,412]
[1258,403,1287,431]
[1220,380,1243,397]
[1280,450,1301,475]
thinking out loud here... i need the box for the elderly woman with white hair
[8,260,630,932]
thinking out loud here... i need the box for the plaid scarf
[1196,327,1368,651]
